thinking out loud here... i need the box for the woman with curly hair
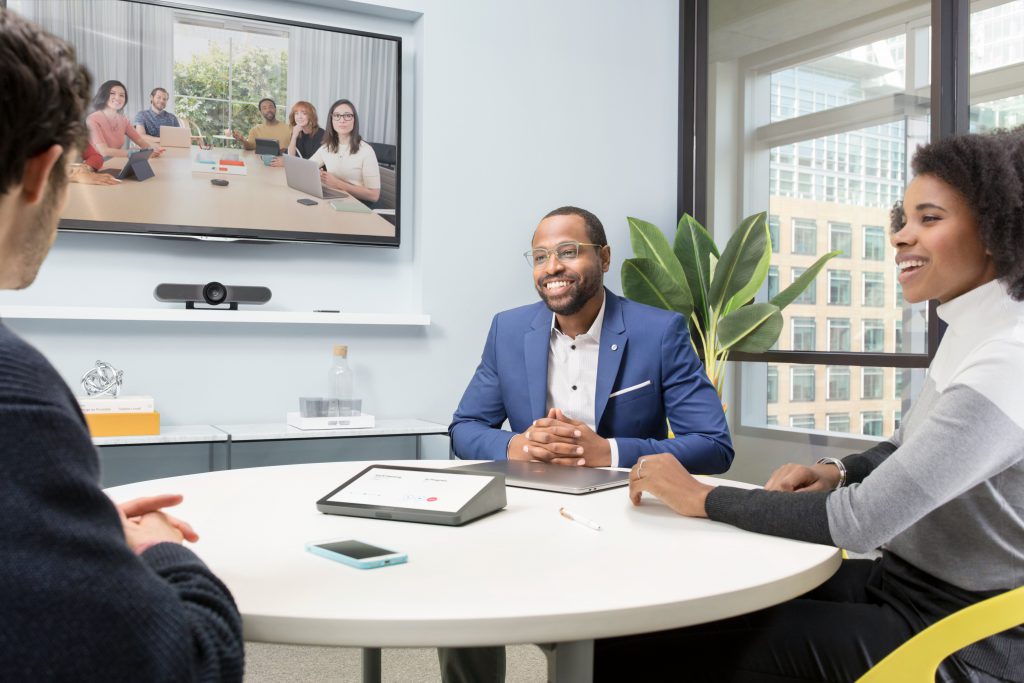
[599,128,1024,683]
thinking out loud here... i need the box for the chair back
[857,585,1024,683]
[369,141,397,168]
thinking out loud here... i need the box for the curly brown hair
[903,128,1024,300]
[0,9,92,195]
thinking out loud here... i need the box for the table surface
[106,460,841,649]
[63,145,394,238]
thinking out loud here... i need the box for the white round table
[106,461,840,682]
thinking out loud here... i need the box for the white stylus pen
[560,506,602,531]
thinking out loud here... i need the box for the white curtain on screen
[10,0,174,120]
[288,27,398,146]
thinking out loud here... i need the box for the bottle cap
[333,344,348,358]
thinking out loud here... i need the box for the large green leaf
[621,257,693,319]
[717,303,783,352]
[707,212,767,316]
[628,217,689,289]
[770,249,841,310]
[673,214,718,329]
[724,228,772,316]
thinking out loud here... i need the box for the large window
[174,21,289,141]
[714,0,1008,440]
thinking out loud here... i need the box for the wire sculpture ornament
[80,360,125,398]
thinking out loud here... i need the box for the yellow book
[84,411,160,437]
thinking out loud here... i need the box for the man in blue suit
[440,206,732,683]
[449,205,733,471]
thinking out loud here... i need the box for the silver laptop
[452,460,630,495]
[283,154,347,199]
[159,125,190,147]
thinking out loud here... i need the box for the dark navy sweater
[0,322,244,681]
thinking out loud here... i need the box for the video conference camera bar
[154,282,272,310]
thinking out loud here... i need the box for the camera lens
[203,281,227,305]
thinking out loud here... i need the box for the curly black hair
[906,127,1024,300]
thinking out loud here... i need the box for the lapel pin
[611,344,618,351]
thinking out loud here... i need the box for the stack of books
[78,395,160,437]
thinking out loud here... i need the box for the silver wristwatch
[815,457,847,489]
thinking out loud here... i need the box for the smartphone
[296,198,318,206]
[306,539,407,569]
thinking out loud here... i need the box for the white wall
[3,0,680,453]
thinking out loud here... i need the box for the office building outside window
[792,267,815,304]
[767,365,779,403]
[722,1,1024,438]
[791,414,816,430]
[767,266,780,300]
[769,215,780,252]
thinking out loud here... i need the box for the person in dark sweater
[597,129,1024,682]
[0,9,244,681]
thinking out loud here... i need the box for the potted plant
[621,212,837,399]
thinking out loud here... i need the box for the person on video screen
[133,87,181,143]
[68,142,119,186]
[231,97,292,151]
[309,99,381,205]
[270,100,325,166]
[86,80,163,159]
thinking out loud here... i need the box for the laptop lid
[99,148,154,181]
[451,460,630,495]
[254,137,281,156]
[283,154,346,199]
[159,125,190,147]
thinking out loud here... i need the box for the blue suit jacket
[450,290,733,472]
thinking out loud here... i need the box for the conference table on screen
[62,144,395,239]
[105,460,841,683]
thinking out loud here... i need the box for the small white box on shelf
[286,412,375,430]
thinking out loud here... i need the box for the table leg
[541,640,593,683]
[362,647,382,683]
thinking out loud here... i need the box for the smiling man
[232,97,292,151]
[133,87,181,142]
[449,206,733,471]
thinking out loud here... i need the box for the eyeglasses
[331,112,355,121]
[524,241,604,268]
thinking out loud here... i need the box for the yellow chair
[857,585,1024,682]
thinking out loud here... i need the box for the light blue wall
[2,0,680,458]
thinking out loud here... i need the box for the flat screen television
[9,0,402,247]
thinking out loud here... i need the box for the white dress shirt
[545,297,620,467]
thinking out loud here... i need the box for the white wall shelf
[0,306,430,326]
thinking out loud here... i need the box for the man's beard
[15,169,64,289]
[537,269,602,316]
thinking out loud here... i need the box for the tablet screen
[326,467,493,513]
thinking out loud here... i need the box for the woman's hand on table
[629,453,712,518]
